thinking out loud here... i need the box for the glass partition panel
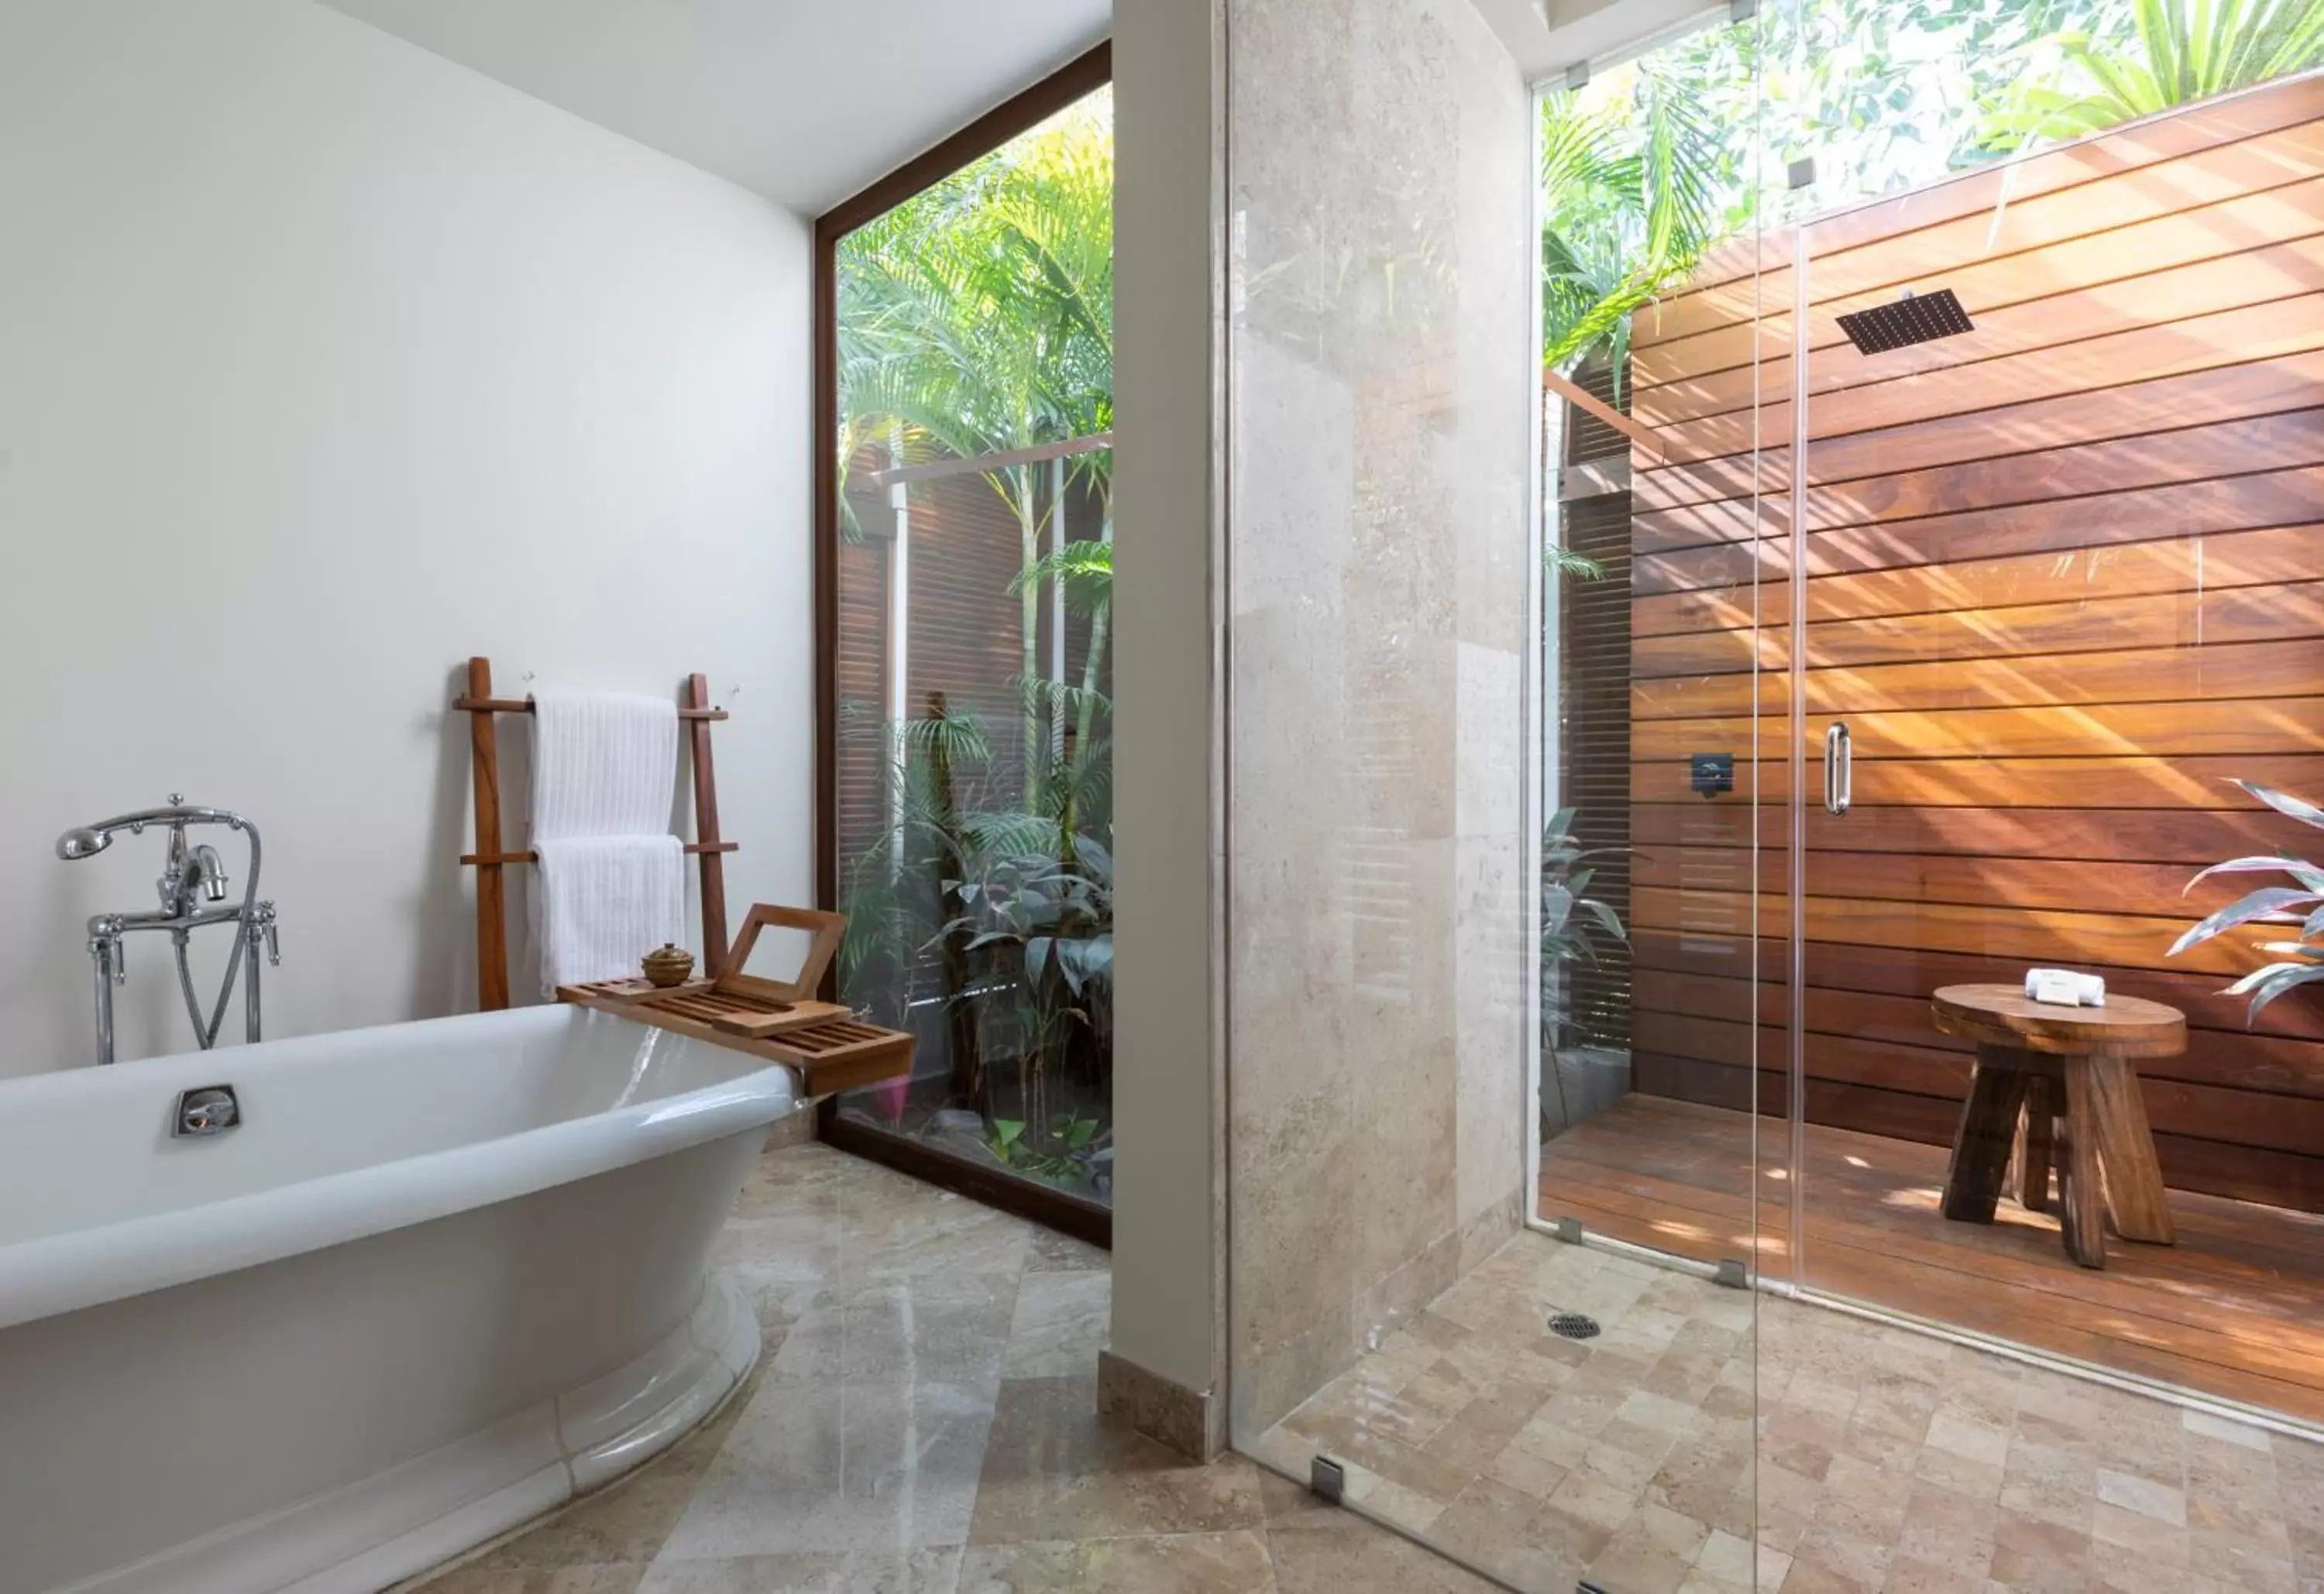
[1221,1,1770,1587]
[821,88,1115,1232]
[1763,19,2324,1589]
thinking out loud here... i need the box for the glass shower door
[1220,0,1778,1587]
[1770,67,2324,1592]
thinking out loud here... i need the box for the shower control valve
[247,902,281,966]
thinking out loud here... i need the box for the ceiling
[318,0,1111,214]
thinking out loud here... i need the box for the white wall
[0,0,813,1074]
[1109,0,1226,1414]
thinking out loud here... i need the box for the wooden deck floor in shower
[1538,1093,2324,1424]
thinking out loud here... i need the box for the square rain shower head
[1836,288,1974,355]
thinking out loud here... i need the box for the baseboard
[1097,1349,1223,1462]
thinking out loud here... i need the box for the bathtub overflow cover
[174,1085,242,1138]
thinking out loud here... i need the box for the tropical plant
[930,828,1115,1187]
[2170,781,2324,1019]
[987,1112,1111,1186]
[1541,807,1631,1135]
[1549,543,1607,582]
[838,91,1113,795]
[1540,69,1728,392]
[834,673,1115,1189]
[1542,808,1628,987]
[1980,0,2324,151]
[1010,534,1115,759]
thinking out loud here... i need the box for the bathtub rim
[0,1005,803,1331]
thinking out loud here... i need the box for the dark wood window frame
[810,42,1113,1248]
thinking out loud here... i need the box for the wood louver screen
[1555,360,1635,1055]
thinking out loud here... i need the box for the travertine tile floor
[407,1142,1502,1594]
[1253,1232,2324,1594]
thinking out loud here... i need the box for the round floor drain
[1548,1311,1601,1342]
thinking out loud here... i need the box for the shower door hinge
[1788,156,1818,191]
[1549,1214,1587,1244]
[1310,1455,1346,1504]
[1715,1259,1750,1290]
[1729,0,1759,20]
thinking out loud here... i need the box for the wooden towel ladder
[454,654,737,1010]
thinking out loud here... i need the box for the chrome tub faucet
[55,797,280,1065]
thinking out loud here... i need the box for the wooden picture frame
[720,903,847,1008]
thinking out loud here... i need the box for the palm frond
[1006,538,1114,613]
[1978,0,2324,153]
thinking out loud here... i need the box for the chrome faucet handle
[253,902,280,966]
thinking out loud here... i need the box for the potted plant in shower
[1542,806,1630,1138]
[2170,779,2324,1018]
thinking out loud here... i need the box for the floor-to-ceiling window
[813,50,1115,1242]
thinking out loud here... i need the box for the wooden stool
[1931,984,2181,1270]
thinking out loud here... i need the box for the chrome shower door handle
[1824,722,1852,816]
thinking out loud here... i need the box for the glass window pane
[826,88,1116,1218]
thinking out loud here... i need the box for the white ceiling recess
[316,0,1111,213]
[1471,0,1728,84]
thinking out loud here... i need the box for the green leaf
[2224,962,2324,1023]
[2233,778,2324,831]
[2169,886,2322,956]
[2184,855,2324,894]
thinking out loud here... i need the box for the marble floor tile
[408,1145,1395,1594]
[968,1375,1269,1544]
[1253,1226,2324,1594]
[1000,1269,1111,1379]
[636,1549,962,1593]
[414,1567,649,1594]
[955,1530,1277,1592]
[1023,1226,1109,1273]
[408,1143,2324,1594]
[655,1375,999,1560]
[1267,1521,1504,1593]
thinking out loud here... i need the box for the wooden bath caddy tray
[557,904,913,1097]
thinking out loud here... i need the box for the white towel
[531,689,680,841]
[534,835,686,995]
[528,690,686,995]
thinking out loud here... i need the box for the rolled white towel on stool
[2024,967,2106,1008]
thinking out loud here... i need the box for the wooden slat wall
[1557,363,1638,1052]
[835,462,1104,872]
[1623,74,2324,1214]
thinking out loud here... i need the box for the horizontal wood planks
[1621,77,2324,1214]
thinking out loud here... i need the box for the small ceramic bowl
[641,943,695,988]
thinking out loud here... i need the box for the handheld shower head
[57,827,112,861]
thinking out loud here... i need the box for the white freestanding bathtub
[0,1005,803,1594]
